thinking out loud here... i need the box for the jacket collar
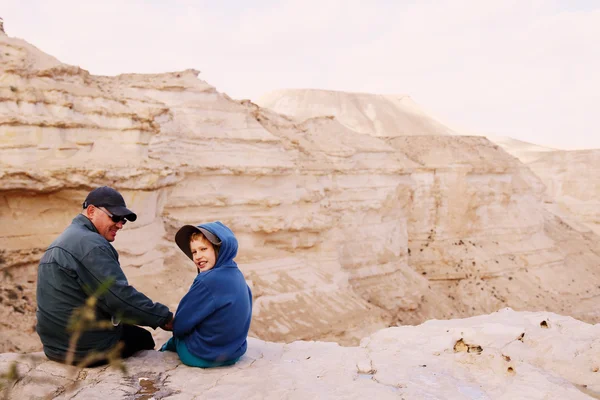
[73,214,100,234]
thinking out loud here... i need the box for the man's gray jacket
[36,214,172,362]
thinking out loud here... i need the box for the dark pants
[49,324,156,368]
[119,324,155,359]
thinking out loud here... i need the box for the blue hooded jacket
[172,221,252,362]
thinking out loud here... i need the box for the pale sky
[2,0,599,149]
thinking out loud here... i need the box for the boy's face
[190,237,217,273]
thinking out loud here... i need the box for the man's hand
[161,315,174,331]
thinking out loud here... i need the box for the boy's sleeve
[173,278,217,337]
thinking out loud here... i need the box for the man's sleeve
[172,279,216,337]
[79,246,172,329]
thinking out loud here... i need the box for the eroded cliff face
[1,32,600,355]
[386,136,600,326]
[249,90,600,335]
[527,150,600,235]
[491,137,600,236]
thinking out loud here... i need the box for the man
[36,186,173,365]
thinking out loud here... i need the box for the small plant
[0,362,19,399]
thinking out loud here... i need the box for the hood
[197,221,238,270]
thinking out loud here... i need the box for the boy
[161,221,252,367]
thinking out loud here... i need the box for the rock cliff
[491,137,600,235]
[1,32,600,357]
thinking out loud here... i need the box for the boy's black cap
[82,186,137,222]
[175,225,221,260]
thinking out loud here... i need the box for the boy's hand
[161,315,174,331]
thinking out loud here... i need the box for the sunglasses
[97,207,128,225]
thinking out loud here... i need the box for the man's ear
[84,205,95,218]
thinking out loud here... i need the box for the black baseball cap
[82,186,137,222]
[175,225,221,260]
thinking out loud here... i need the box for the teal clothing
[160,337,240,368]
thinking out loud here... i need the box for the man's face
[190,237,217,273]
[87,206,124,242]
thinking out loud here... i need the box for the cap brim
[175,225,221,260]
[105,205,137,222]
[175,225,199,260]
